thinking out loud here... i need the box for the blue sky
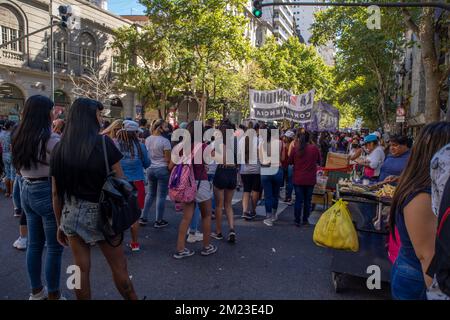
[108,0,146,15]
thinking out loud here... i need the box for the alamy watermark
[170,121,281,175]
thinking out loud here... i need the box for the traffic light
[252,0,263,18]
[58,5,71,28]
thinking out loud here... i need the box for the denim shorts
[391,254,427,300]
[60,198,104,246]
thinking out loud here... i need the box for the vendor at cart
[378,135,411,184]
[355,134,385,181]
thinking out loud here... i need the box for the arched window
[80,32,97,71]
[0,83,25,120]
[0,5,25,60]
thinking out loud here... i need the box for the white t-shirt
[20,133,60,178]
[239,135,260,175]
[366,146,385,177]
[145,135,171,168]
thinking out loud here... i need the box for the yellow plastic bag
[313,199,359,252]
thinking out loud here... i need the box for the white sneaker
[263,218,274,227]
[187,232,203,243]
[29,287,47,300]
[13,237,27,251]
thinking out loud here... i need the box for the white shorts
[196,180,213,203]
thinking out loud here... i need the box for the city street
[0,191,391,300]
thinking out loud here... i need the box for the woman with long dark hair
[259,125,284,227]
[170,121,217,258]
[51,98,137,300]
[289,131,321,227]
[11,95,64,300]
[389,122,450,300]
[212,121,238,242]
[116,121,150,252]
[239,122,261,220]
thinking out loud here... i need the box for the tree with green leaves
[311,6,405,128]
[135,0,252,119]
[255,36,334,99]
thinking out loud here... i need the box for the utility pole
[50,0,55,102]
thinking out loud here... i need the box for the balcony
[1,49,24,62]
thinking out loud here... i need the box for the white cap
[123,120,143,133]
[284,130,295,139]
[371,131,381,139]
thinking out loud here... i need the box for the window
[0,26,23,52]
[112,55,127,74]
[81,48,96,68]
[80,32,97,70]
[54,40,67,64]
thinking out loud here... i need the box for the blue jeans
[13,175,23,210]
[391,253,427,300]
[294,185,314,223]
[141,166,170,221]
[190,203,201,232]
[284,165,293,199]
[21,179,63,293]
[2,153,15,180]
[261,168,284,215]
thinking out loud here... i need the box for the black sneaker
[242,211,251,219]
[173,248,195,259]
[154,220,169,228]
[201,244,218,256]
[139,218,148,226]
[211,232,223,240]
[294,221,301,228]
[14,209,22,218]
[228,230,236,243]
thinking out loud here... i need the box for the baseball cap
[123,120,143,133]
[364,134,378,144]
[284,130,295,139]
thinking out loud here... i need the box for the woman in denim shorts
[51,98,137,300]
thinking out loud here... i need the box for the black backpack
[98,136,141,247]
[427,176,450,296]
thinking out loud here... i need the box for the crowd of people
[0,94,449,301]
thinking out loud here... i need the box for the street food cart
[329,182,394,293]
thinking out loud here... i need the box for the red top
[289,144,321,186]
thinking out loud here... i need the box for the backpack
[168,143,202,203]
[427,176,450,296]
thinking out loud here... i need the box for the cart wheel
[332,272,344,293]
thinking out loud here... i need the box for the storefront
[0,83,24,121]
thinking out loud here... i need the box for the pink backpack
[168,144,202,203]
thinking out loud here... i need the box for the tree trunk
[419,8,442,122]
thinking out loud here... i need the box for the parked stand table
[329,184,393,293]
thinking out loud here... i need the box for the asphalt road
[0,190,391,300]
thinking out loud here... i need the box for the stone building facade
[0,0,138,121]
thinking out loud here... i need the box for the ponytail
[298,131,310,156]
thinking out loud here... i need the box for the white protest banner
[249,89,290,121]
[249,88,315,123]
[285,89,315,123]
